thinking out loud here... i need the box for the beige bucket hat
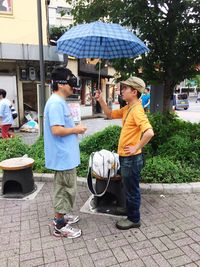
[121,77,146,94]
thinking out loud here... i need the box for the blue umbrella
[57,21,149,59]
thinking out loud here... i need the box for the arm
[124,107,154,155]
[144,99,150,108]
[0,104,4,124]
[124,128,154,155]
[51,124,87,136]
[48,103,87,137]
[95,90,112,118]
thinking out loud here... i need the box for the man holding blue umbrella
[95,76,154,229]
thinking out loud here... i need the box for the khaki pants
[53,168,77,214]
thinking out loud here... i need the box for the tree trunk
[163,80,174,113]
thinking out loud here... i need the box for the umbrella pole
[98,59,101,90]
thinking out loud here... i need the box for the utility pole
[37,0,46,135]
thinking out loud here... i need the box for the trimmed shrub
[141,156,182,183]
[77,153,90,177]
[147,112,185,153]
[0,137,29,161]
[157,135,194,162]
[80,125,121,155]
[28,137,50,173]
[142,157,200,183]
[1,113,199,183]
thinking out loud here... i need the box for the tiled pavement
[1,182,200,267]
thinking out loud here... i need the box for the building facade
[49,0,73,27]
[0,0,78,127]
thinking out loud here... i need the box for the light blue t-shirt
[0,98,13,125]
[44,94,80,171]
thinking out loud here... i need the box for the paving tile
[131,240,152,251]
[94,237,109,251]
[120,258,145,267]
[196,260,200,266]
[80,254,95,267]
[45,261,69,267]
[190,243,200,255]
[150,237,168,252]
[159,236,177,250]
[121,245,139,260]
[91,249,113,261]
[142,255,159,267]
[185,229,200,242]
[0,178,200,267]
[67,247,89,259]
[174,237,195,247]
[20,257,44,267]
[181,245,200,261]
[94,256,118,267]
[162,248,184,260]
[184,264,198,267]
[136,246,158,257]
[20,250,43,262]
[68,257,82,267]
[43,248,56,264]
[108,238,129,249]
[152,253,171,267]
[112,247,128,263]
[0,259,7,267]
[168,255,192,267]
[54,246,67,261]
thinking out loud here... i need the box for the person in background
[0,89,14,138]
[141,88,150,112]
[95,77,154,230]
[196,92,200,103]
[44,67,87,238]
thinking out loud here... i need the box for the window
[56,7,71,17]
[178,94,188,100]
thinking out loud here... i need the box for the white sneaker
[53,214,79,226]
[64,214,80,224]
[53,224,82,238]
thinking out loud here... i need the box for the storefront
[0,44,77,126]
[78,59,114,117]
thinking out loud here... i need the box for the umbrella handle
[98,59,101,90]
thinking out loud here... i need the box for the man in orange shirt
[95,77,154,229]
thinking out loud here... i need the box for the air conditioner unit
[20,68,28,80]
[29,67,36,81]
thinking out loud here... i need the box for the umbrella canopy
[57,21,149,59]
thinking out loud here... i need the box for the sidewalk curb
[1,173,200,195]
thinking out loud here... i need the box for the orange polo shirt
[111,101,152,156]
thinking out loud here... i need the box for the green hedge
[79,125,121,154]
[0,137,28,162]
[0,113,200,183]
[28,137,51,173]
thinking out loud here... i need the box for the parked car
[173,93,189,110]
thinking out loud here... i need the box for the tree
[49,25,68,45]
[193,75,200,88]
[70,0,200,112]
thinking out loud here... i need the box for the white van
[173,93,189,110]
